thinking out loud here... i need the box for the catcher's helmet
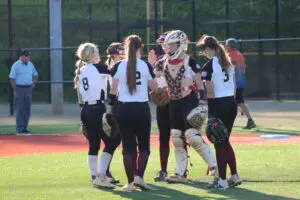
[164,30,188,60]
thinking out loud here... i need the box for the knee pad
[186,104,207,130]
[171,129,184,147]
[185,128,216,167]
[171,129,188,176]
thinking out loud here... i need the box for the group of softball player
[73,30,252,191]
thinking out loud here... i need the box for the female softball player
[105,42,125,68]
[158,30,217,183]
[148,31,171,182]
[74,43,119,189]
[197,35,241,189]
[108,35,158,191]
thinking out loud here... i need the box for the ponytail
[74,60,85,88]
[124,35,142,95]
[126,40,137,95]
[197,35,231,71]
[216,44,231,71]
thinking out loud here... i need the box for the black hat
[20,50,31,56]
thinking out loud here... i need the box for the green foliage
[0,0,299,102]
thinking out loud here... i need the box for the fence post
[192,0,196,58]
[116,0,120,41]
[146,0,152,52]
[154,0,159,49]
[49,0,63,114]
[225,0,229,38]
[88,3,93,42]
[275,0,280,101]
[7,0,14,116]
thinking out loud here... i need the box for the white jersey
[77,63,107,102]
[111,58,155,102]
[201,56,235,98]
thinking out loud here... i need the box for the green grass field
[1,145,300,200]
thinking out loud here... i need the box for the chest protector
[163,55,195,100]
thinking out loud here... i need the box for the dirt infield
[1,133,300,157]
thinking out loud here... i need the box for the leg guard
[171,129,188,176]
[185,128,217,167]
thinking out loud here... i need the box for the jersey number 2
[136,71,141,85]
[222,69,229,82]
[82,77,89,91]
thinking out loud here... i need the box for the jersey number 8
[82,77,89,91]
[222,69,229,82]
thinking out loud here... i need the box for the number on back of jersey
[136,71,141,85]
[222,69,229,82]
[82,77,89,91]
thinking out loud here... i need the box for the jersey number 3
[222,69,229,82]
[136,71,141,85]
[82,77,89,91]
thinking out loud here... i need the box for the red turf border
[1,133,299,157]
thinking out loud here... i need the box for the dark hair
[197,35,231,70]
[105,42,124,66]
[124,35,142,95]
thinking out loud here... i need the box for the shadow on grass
[233,126,300,136]
[187,180,299,200]
[109,184,201,200]
[109,182,299,200]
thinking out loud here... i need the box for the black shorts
[208,96,237,134]
[235,88,245,104]
[116,102,151,154]
[169,93,198,131]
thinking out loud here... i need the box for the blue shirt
[9,59,38,85]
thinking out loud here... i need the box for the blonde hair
[74,43,99,88]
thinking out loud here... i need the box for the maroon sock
[226,143,237,175]
[137,151,150,178]
[160,144,170,172]
[123,154,135,183]
[215,146,228,180]
[133,153,137,175]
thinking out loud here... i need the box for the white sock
[88,155,98,177]
[99,152,112,176]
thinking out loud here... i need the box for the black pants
[116,102,151,155]
[169,93,198,131]
[81,102,121,155]
[235,88,245,104]
[208,96,237,135]
[156,104,171,145]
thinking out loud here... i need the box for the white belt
[85,100,103,105]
